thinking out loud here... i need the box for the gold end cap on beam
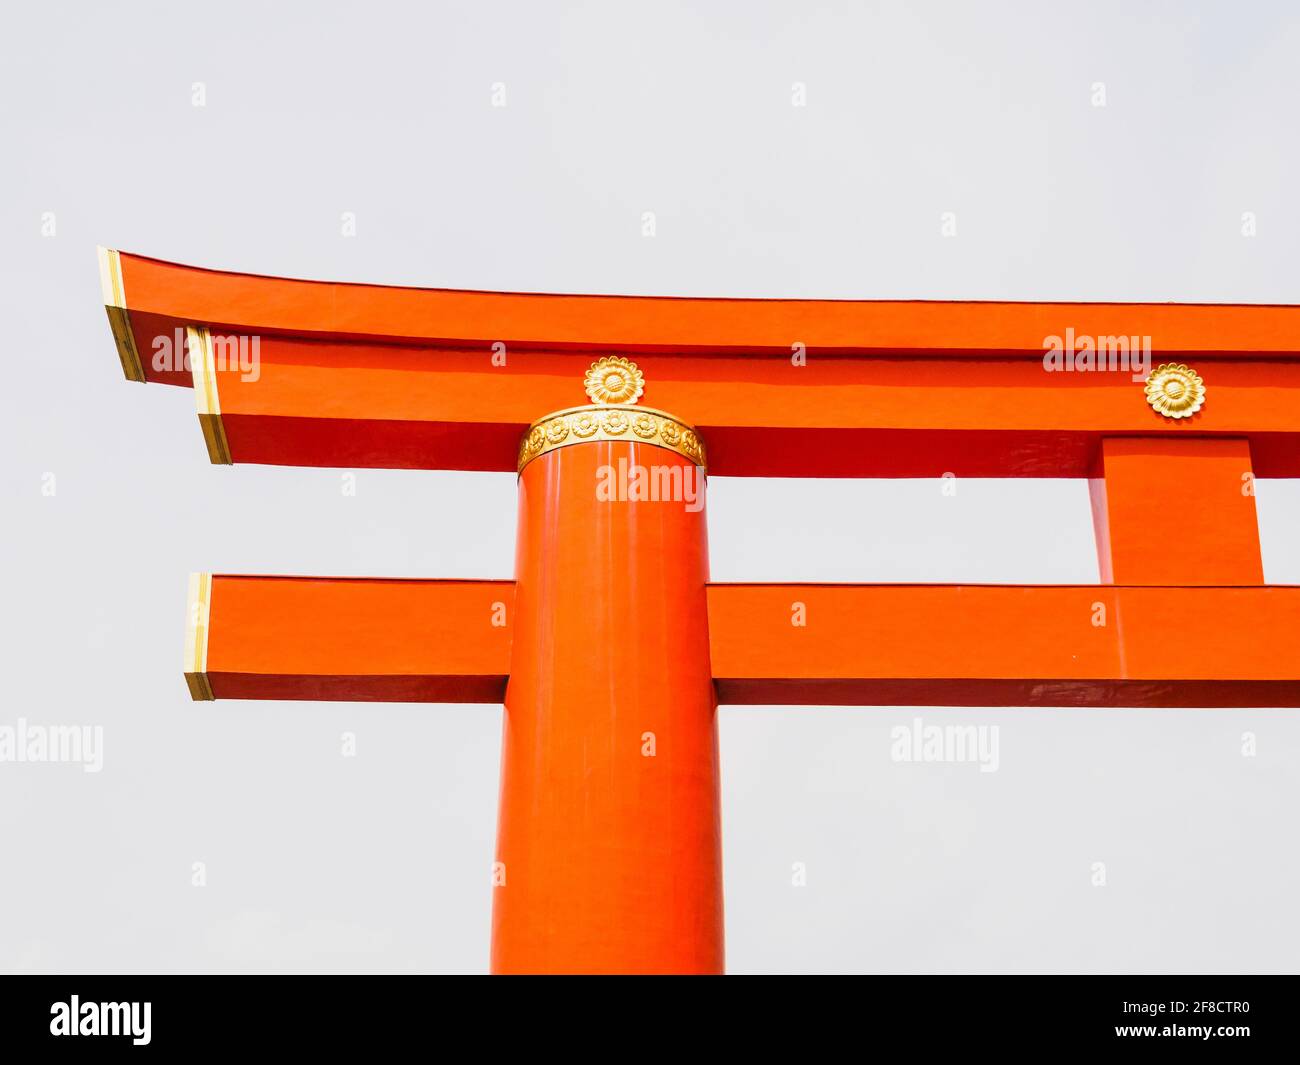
[97,246,145,383]
[517,357,706,473]
[186,325,233,465]
[183,572,214,701]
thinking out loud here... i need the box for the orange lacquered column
[491,409,723,974]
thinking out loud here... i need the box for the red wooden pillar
[490,387,724,974]
[1089,437,1264,584]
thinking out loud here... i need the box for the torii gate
[98,247,1300,974]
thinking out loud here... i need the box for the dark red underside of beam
[208,673,507,703]
[209,675,1300,708]
[705,428,1300,479]
[223,414,521,472]
[221,417,1300,478]
[716,679,1300,708]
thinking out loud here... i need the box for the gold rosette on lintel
[518,357,705,473]
[1144,363,1206,419]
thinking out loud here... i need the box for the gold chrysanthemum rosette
[517,404,706,474]
[583,356,644,405]
[1144,362,1206,419]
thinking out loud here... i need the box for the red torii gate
[99,247,1300,974]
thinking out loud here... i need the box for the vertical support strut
[1089,437,1264,585]
[491,416,723,974]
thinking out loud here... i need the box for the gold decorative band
[517,404,706,474]
[183,572,214,701]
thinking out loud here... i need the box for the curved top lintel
[100,248,1300,385]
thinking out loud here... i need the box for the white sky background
[2,0,1299,973]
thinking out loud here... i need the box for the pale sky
[2,1,1298,973]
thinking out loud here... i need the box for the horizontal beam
[186,576,1300,707]
[186,575,513,702]
[103,250,1300,477]
[171,333,1300,477]
[707,583,1300,706]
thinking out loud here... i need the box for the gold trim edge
[186,325,233,464]
[517,404,706,474]
[183,572,214,701]
[98,247,145,382]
